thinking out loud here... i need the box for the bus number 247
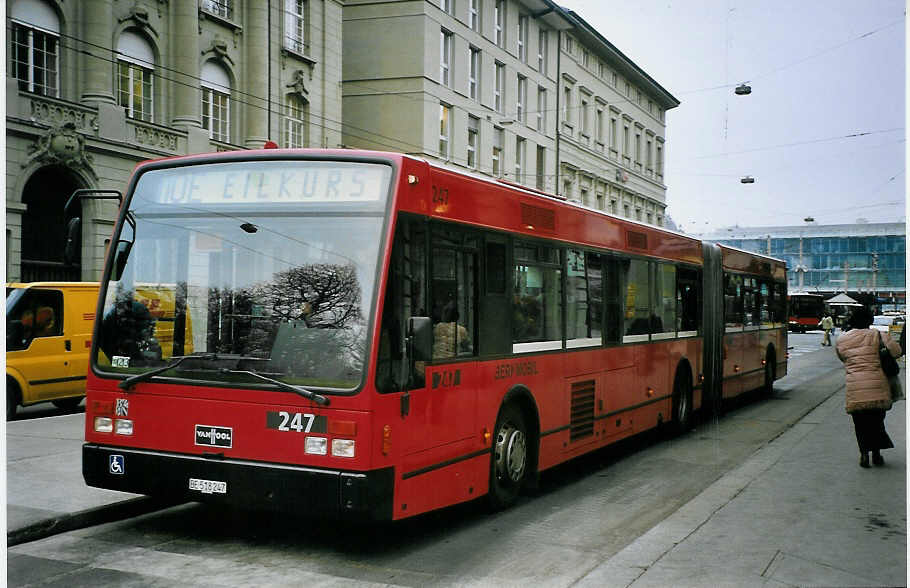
[266,411,327,433]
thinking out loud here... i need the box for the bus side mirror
[63,217,81,265]
[407,317,432,362]
[112,240,132,281]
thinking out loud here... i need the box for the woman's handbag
[877,331,903,401]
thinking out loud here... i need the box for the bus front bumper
[83,444,394,520]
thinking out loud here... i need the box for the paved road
[7,342,905,586]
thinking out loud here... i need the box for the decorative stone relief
[133,124,180,152]
[202,38,235,65]
[29,98,98,133]
[119,4,158,37]
[286,69,309,98]
[25,122,94,170]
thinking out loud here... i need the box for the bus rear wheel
[488,403,528,510]
[671,369,693,435]
[763,352,776,397]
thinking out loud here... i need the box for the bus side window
[512,242,562,351]
[429,227,477,360]
[621,258,651,341]
[724,273,744,331]
[603,257,623,344]
[676,267,700,335]
[376,217,427,393]
[478,238,511,355]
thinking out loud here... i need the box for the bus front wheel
[488,403,528,510]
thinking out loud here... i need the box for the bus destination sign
[140,162,390,205]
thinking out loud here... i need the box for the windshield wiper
[118,353,266,391]
[220,369,330,406]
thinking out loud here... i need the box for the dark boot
[860,452,871,468]
[873,451,884,466]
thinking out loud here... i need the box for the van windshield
[95,160,392,392]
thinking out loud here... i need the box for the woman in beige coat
[835,306,901,468]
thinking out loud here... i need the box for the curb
[7,496,183,547]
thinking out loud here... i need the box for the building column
[172,2,201,130]
[244,1,269,148]
[81,0,114,105]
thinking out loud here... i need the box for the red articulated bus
[787,292,825,332]
[81,149,787,520]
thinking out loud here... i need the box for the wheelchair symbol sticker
[109,455,125,475]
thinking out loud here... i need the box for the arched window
[284,94,308,148]
[201,61,231,142]
[10,0,60,97]
[116,31,155,122]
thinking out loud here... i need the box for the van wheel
[52,397,84,411]
[671,369,693,435]
[7,384,18,421]
[488,403,528,510]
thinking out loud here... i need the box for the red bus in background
[787,292,825,332]
[81,149,787,521]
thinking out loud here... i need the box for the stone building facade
[341,0,678,225]
[6,0,343,282]
[557,9,677,227]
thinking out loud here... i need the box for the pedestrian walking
[819,312,834,346]
[835,306,902,468]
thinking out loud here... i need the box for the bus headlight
[332,439,355,458]
[115,419,134,435]
[94,417,113,433]
[305,437,327,455]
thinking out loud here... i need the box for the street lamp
[740,175,755,184]
[735,83,752,95]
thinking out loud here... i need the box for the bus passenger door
[404,226,479,454]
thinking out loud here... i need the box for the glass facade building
[703,222,905,309]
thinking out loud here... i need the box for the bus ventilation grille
[570,380,596,442]
[520,203,556,231]
[627,231,648,250]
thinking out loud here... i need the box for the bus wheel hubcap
[496,423,526,483]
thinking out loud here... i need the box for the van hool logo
[195,425,233,448]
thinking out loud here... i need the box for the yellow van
[6,282,99,419]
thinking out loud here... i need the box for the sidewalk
[6,413,164,546]
[578,369,907,587]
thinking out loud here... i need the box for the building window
[203,0,233,20]
[563,85,572,123]
[595,108,604,145]
[582,49,589,68]
[201,61,231,142]
[516,75,527,123]
[469,47,481,100]
[623,125,630,158]
[536,87,546,132]
[598,62,604,78]
[284,94,308,147]
[494,61,505,113]
[610,200,617,214]
[10,5,60,97]
[563,180,572,200]
[635,132,641,164]
[116,31,155,122]
[440,30,453,87]
[580,98,590,137]
[538,29,548,75]
[656,143,664,175]
[564,34,573,54]
[492,127,504,177]
[284,0,306,54]
[494,0,504,47]
[536,145,545,190]
[610,116,617,150]
[517,15,528,63]
[515,136,526,183]
[646,138,653,170]
[611,71,618,87]
[623,203,630,218]
[440,0,453,14]
[439,103,451,158]
[470,0,481,31]
[467,115,479,169]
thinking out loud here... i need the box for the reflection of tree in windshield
[208,263,366,387]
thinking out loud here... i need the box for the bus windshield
[94,160,392,392]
